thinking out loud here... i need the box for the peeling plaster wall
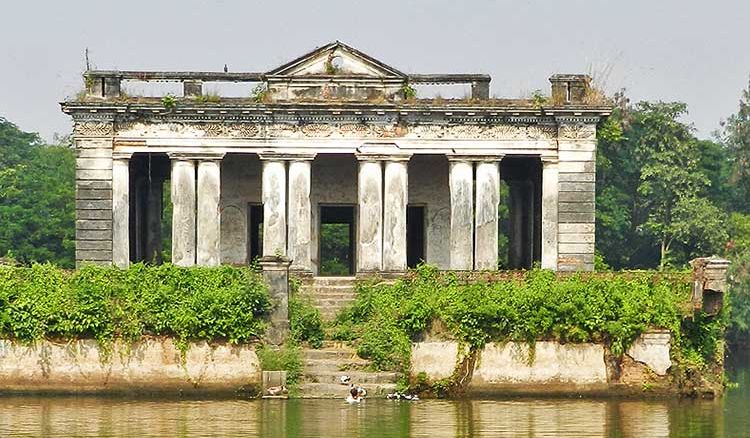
[408,155,451,269]
[220,154,261,265]
[0,338,261,394]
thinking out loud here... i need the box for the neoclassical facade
[62,41,609,273]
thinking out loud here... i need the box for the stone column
[112,153,131,268]
[258,256,292,345]
[287,154,316,273]
[541,157,559,270]
[448,157,474,270]
[260,156,287,257]
[197,156,223,266]
[383,157,411,272]
[356,156,383,272]
[170,157,196,267]
[474,158,502,270]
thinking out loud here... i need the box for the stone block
[626,331,672,376]
[559,182,595,193]
[559,223,595,234]
[77,180,112,189]
[411,341,461,380]
[558,161,596,173]
[76,158,112,170]
[559,202,595,213]
[75,138,112,149]
[77,169,112,181]
[76,199,112,210]
[558,141,596,152]
[76,189,112,200]
[77,240,112,250]
[559,243,595,254]
[558,172,595,182]
[77,148,113,158]
[76,209,112,220]
[76,229,113,240]
[75,249,113,261]
[559,233,595,244]
[76,219,112,230]
[559,150,595,162]
[558,212,595,223]
[558,191,595,203]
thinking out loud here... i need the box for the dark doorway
[319,205,355,276]
[129,153,170,264]
[407,206,426,268]
[248,204,263,263]
[500,157,542,269]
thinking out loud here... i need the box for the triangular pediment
[266,41,406,78]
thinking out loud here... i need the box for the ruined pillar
[260,156,287,257]
[474,158,501,270]
[383,157,411,272]
[287,154,316,273]
[448,157,474,270]
[197,156,223,266]
[112,153,131,268]
[541,156,559,270]
[170,157,196,267]
[258,256,292,345]
[356,156,383,272]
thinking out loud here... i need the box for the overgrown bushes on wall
[0,263,270,349]
[332,264,720,374]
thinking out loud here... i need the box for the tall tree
[720,77,750,212]
[0,118,75,267]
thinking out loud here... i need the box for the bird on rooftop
[224,64,228,73]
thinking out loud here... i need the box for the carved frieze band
[107,121,590,141]
[73,121,114,137]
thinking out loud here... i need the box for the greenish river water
[0,351,747,437]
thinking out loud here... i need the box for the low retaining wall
[0,338,261,395]
[411,331,673,395]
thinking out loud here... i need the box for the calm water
[0,353,747,437]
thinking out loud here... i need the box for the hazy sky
[1,0,748,141]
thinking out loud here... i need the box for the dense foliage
[0,118,75,267]
[332,265,702,371]
[0,263,270,348]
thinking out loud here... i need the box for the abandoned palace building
[62,41,610,275]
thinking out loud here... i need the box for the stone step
[313,299,355,308]
[297,382,397,399]
[310,276,357,286]
[303,371,399,385]
[303,358,371,373]
[302,348,359,360]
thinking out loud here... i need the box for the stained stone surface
[288,160,313,272]
[449,160,474,270]
[474,161,500,270]
[262,160,287,257]
[357,159,383,272]
[197,160,221,266]
[383,160,408,271]
[171,160,196,267]
[111,158,129,268]
[541,159,559,270]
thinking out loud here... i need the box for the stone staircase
[299,276,358,320]
[298,342,399,398]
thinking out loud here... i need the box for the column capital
[355,153,412,162]
[258,152,317,161]
[540,154,559,165]
[447,153,504,163]
[167,152,225,161]
[112,152,133,160]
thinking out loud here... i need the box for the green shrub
[332,264,700,372]
[0,263,270,348]
[289,294,325,348]
[256,343,303,385]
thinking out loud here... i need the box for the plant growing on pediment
[324,53,341,75]
[530,89,548,107]
[251,83,268,103]
[161,93,177,111]
[401,83,417,101]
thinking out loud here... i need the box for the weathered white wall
[411,332,673,394]
[408,155,451,270]
[0,338,261,394]
[220,154,261,264]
